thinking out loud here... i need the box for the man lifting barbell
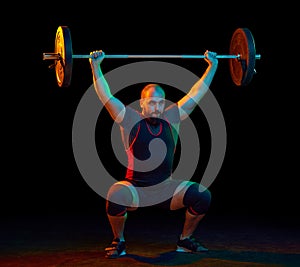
[89,49,218,259]
[42,25,261,259]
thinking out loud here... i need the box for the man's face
[141,97,166,118]
[140,88,165,118]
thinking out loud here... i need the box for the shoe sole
[176,246,192,252]
[176,246,208,253]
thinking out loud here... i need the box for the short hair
[141,83,165,99]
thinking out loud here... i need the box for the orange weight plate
[229,28,256,86]
[55,26,73,87]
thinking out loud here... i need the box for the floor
[1,210,299,267]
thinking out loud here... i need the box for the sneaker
[176,235,208,253]
[105,238,126,259]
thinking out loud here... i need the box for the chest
[132,120,174,148]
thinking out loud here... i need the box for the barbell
[43,26,261,88]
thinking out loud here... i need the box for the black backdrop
[2,3,298,223]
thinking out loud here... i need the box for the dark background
[2,4,298,225]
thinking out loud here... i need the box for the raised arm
[177,50,219,120]
[89,50,125,123]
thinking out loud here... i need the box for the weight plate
[55,26,73,87]
[229,28,256,86]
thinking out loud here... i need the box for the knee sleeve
[106,184,133,216]
[183,183,211,215]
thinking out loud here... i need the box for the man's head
[140,84,166,118]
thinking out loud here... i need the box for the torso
[119,105,180,186]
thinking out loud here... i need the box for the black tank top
[119,105,180,187]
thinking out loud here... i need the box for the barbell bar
[43,26,261,87]
[44,53,255,60]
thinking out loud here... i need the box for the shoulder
[119,106,141,129]
[164,103,180,123]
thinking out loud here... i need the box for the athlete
[89,50,218,258]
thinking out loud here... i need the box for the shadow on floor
[0,212,299,266]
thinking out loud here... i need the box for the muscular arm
[90,51,125,123]
[177,51,218,120]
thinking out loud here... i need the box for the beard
[146,114,161,125]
